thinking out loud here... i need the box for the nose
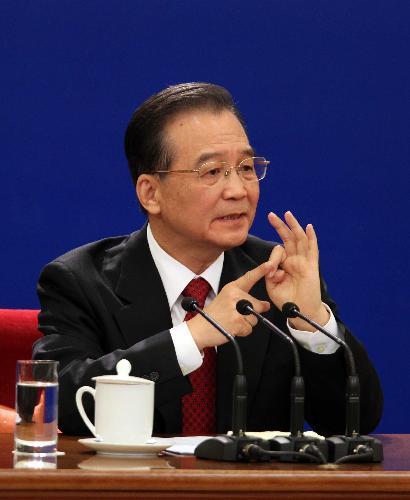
[221,167,248,199]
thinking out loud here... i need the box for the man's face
[151,109,260,263]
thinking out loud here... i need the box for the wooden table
[1,434,410,499]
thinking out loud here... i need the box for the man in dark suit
[33,82,382,437]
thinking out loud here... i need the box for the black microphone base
[194,435,270,462]
[269,435,328,462]
[326,435,384,463]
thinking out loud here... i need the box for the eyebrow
[196,146,256,166]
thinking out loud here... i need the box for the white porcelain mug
[75,359,154,444]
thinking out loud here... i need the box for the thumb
[235,261,275,293]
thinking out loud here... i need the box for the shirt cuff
[170,322,203,375]
[287,303,344,354]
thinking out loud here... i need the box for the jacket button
[150,371,160,381]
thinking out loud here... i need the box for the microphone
[181,297,270,461]
[236,299,327,463]
[281,302,383,463]
[282,302,359,435]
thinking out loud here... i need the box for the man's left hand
[265,211,329,332]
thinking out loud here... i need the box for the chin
[214,231,249,251]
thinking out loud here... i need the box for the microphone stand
[282,302,383,463]
[181,298,270,462]
[236,300,327,463]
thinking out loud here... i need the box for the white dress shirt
[146,224,342,376]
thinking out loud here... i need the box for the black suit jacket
[33,227,383,436]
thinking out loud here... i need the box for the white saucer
[78,438,174,457]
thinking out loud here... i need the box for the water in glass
[15,381,58,453]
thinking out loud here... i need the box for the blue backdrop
[1,0,409,432]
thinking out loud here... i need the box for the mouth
[216,213,247,221]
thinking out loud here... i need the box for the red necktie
[181,277,216,435]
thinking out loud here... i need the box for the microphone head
[282,302,300,318]
[236,299,253,316]
[181,296,198,312]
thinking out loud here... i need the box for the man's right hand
[187,260,278,351]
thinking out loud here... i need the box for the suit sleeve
[33,260,190,435]
[299,277,383,436]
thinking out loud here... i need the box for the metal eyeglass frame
[154,157,270,185]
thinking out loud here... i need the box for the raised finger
[235,261,275,293]
[284,211,308,255]
[268,212,297,256]
[306,223,319,261]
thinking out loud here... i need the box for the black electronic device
[282,302,383,463]
[181,297,268,461]
[236,299,327,463]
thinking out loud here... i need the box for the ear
[136,174,161,215]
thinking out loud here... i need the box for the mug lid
[91,359,154,385]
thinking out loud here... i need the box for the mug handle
[75,386,98,439]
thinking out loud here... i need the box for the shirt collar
[146,224,224,310]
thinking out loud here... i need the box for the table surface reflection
[1,433,410,499]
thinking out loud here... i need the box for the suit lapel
[106,227,173,347]
[216,245,271,433]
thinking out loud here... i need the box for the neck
[149,221,222,275]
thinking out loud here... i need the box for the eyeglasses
[155,157,269,187]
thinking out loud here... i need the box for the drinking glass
[14,360,59,454]
[13,452,57,469]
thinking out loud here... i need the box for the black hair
[124,82,245,187]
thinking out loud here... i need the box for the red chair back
[0,309,42,407]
